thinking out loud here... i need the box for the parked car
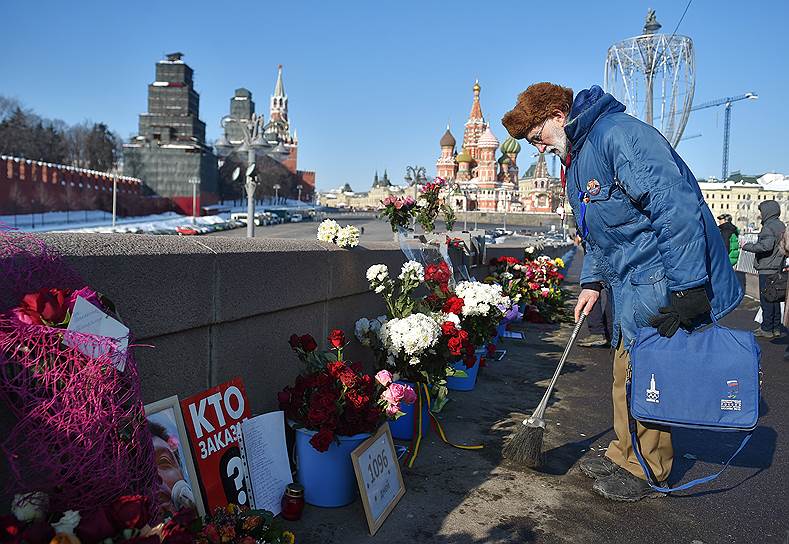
[290,213,303,223]
[176,225,199,236]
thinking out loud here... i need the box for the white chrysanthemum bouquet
[317,218,360,248]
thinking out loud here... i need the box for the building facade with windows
[699,172,789,231]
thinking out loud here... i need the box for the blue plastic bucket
[446,354,481,391]
[387,380,430,440]
[294,427,371,507]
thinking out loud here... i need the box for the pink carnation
[385,404,400,417]
[375,370,393,387]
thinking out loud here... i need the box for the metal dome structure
[604,9,695,147]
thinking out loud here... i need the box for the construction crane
[688,92,758,180]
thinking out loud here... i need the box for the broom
[503,313,587,468]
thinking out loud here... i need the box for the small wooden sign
[350,424,405,535]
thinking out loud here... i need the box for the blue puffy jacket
[565,86,743,348]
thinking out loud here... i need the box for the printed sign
[351,425,405,535]
[181,378,251,511]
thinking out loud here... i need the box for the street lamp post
[111,176,118,227]
[221,115,267,238]
[188,177,201,225]
[297,184,303,203]
[404,166,427,187]
[501,189,508,232]
[273,184,281,205]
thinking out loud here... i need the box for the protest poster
[180,378,251,510]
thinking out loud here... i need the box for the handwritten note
[64,296,130,371]
[239,411,293,515]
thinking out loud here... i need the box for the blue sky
[2,0,787,191]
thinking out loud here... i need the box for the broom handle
[531,313,587,420]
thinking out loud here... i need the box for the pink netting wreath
[0,228,158,514]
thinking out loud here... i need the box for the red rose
[346,389,368,410]
[22,520,54,544]
[338,367,357,387]
[487,343,496,356]
[326,361,345,377]
[328,329,345,349]
[288,334,301,350]
[17,288,72,326]
[76,507,117,544]
[350,361,363,373]
[109,495,150,530]
[309,427,335,452]
[277,389,291,408]
[442,296,464,315]
[447,336,464,356]
[300,334,317,352]
[479,357,487,368]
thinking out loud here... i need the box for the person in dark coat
[741,200,786,337]
[717,213,740,266]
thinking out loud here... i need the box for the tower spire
[274,64,285,97]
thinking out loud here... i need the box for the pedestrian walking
[717,213,740,266]
[502,83,742,502]
[740,201,786,338]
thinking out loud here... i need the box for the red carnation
[441,321,458,337]
[442,296,464,315]
[447,336,464,356]
[328,329,345,348]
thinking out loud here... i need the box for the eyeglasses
[526,118,548,146]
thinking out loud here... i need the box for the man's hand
[649,286,711,337]
[574,288,600,322]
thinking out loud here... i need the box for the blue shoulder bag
[628,317,761,492]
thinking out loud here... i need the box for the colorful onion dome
[500,136,521,155]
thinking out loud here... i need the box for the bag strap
[626,380,752,493]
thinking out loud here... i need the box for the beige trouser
[605,342,674,482]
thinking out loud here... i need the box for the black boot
[579,456,619,479]
[592,466,667,502]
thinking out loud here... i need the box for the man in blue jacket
[502,83,743,501]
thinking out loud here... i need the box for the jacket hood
[759,200,780,223]
[564,85,626,153]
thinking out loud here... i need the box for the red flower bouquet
[278,331,415,452]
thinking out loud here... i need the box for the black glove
[648,286,711,338]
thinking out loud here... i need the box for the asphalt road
[207,213,551,242]
[282,250,788,544]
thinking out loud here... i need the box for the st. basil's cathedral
[435,81,562,215]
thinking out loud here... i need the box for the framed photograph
[351,424,406,535]
[144,395,206,523]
